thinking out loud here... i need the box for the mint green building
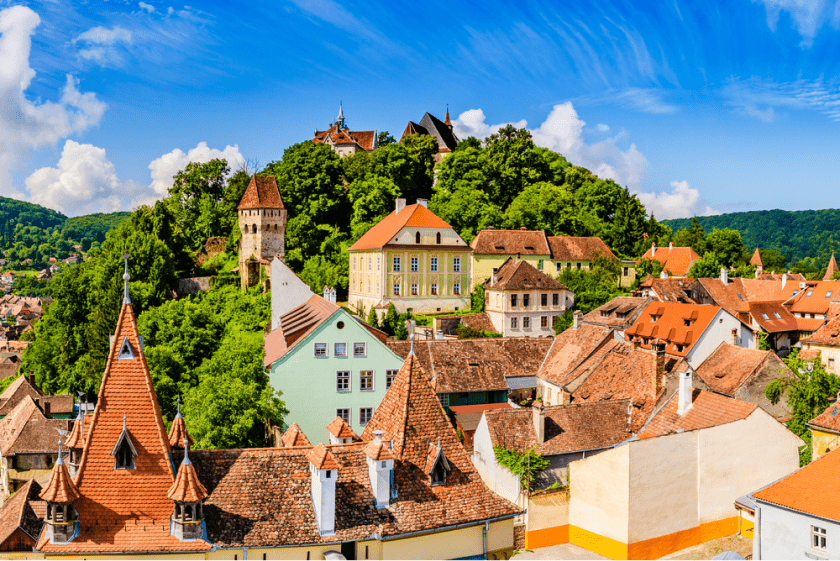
[264,294,404,443]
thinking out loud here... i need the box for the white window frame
[314,343,327,357]
[411,283,418,296]
[334,342,347,358]
[360,407,373,426]
[337,408,351,425]
[354,342,367,357]
[336,370,351,393]
[393,283,400,296]
[393,256,401,272]
[411,257,419,272]
[430,257,438,272]
[360,370,374,391]
[541,316,548,328]
[523,316,530,328]
[386,369,398,388]
[377,256,381,271]
[453,257,461,273]
[454,282,460,295]
[431,283,438,295]
[368,257,372,271]
[553,293,559,306]
[511,317,518,329]
[812,525,827,552]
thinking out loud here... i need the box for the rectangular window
[453,257,461,272]
[807,289,814,297]
[377,256,380,271]
[537,259,543,270]
[386,369,398,388]
[367,282,371,294]
[623,267,629,276]
[336,371,350,392]
[454,282,460,295]
[511,317,518,329]
[360,407,373,426]
[830,358,836,369]
[393,283,400,296]
[368,257,371,271]
[566,262,572,270]
[352,256,356,270]
[523,316,530,328]
[431,257,438,272]
[510,294,518,307]
[440,394,450,406]
[431,283,438,295]
[393,257,401,272]
[411,283,418,296]
[546,387,552,403]
[576,262,582,270]
[314,343,327,357]
[813,526,827,551]
[411,257,419,272]
[541,294,548,307]
[541,316,548,328]
[552,293,559,306]
[354,342,367,357]
[556,262,561,272]
[360,370,374,391]
[523,294,530,308]
[337,408,350,424]
[334,342,347,357]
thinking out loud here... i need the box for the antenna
[122,253,131,304]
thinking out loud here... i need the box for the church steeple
[336,102,346,129]
[444,105,451,128]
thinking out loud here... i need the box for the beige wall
[470,254,549,291]
[805,343,840,374]
[528,491,569,532]
[381,519,513,559]
[568,442,630,544]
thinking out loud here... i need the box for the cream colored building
[348,199,471,315]
[801,315,840,375]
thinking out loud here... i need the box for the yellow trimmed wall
[470,254,549,290]
[811,428,840,461]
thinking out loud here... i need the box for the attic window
[774,312,782,319]
[761,313,770,320]
[111,419,138,470]
[494,245,504,250]
[807,290,814,297]
[828,291,833,298]
[524,246,534,250]
[416,232,421,244]
[117,337,134,360]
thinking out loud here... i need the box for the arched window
[243,225,248,233]
[436,232,441,244]
[252,224,257,234]
[416,232,421,244]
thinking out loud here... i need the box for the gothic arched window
[416,232,421,244]
[436,232,441,245]
[252,224,257,234]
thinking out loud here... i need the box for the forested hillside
[662,209,840,269]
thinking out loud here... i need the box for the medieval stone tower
[237,175,287,289]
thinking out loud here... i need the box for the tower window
[111,419,138,470]
[436,232,441,244]
[416,232,421,244]
[252,224,257,234]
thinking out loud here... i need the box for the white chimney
[781,273,787,288]
[491,268,498,286]
[308,445,337,536]
[365,431,393,509]
[329,287,337,304]
[573,310,583,330]
[677,370,693,415]
[533,401,545,445]
[323,286,330,300]
[395,198,407,214]
[651,242,656,257]
[416,198,428,208]
[720,267,728,284]
[669,241,673,249]
[660,269,669,279]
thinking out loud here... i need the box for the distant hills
[662,209,840,269]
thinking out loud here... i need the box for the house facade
[312,104,376,157]
[265,296,403,442]
[807,398,840,461]
[484,258,574,337]
[801,315,840,375]
[348,199,472,315]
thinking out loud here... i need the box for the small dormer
[111,415,138,470]
[424,437,451,487]
[364,431,394,508]
[307,443,339,537]
[40,440,81,545]
[326,416,358,445]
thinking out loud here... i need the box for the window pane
[336,371,350,392]
[334,343,347,357]
[314,343,327,357]
[360,370,374,391]
[354,342,367,357]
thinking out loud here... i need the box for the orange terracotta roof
[168,412,193,448]
[237,175,284,210]
[748,301,799,333]
[803,315,840,347]
[788,281,840,314]
[313,124,376,151]
[263,295,339,366]
[306,443,339,470]
[797,317,827,332]
[640,245,700,276]
[537,325,616,387]
[326,416,358,440]
[642,277,697,304]
[750,248,763,267]
[0,395,70,455]
[638,389,757,438]
[547,236,616,261]
[363,438,394,461]
[39,454,81,503]
[694,278,748,316]
[485,258,567,291]
[348,204,457,251]
[582,296,652,330]
[39,303,211,553]
[809,400,840,433]
[734,278,800,302]
[281,423,311,447]
[0,375,43,416]
[625,301,721,357]
[825,254,839,281]
[694,343,789,396]
[167,454,208,503]
[470,229,550,255]
[0,479,42,547]
[64,413,85,449]
[753,446,840,521]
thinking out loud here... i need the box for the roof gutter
[805,423,840,436]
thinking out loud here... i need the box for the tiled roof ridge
[237,175,284,210]
[0,395,41,456]
[40,453,81,503]
[348,203,456,251]
[825,254,839,281]
[306,442,340,470]
[64,413,85,449]
[281,423,311,447]
[326,416,358,440]
[167,455,208,503]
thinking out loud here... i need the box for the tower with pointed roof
[237,174,286,290]
[750,247,763,275]
[39,440,80,544]
[311,104,376,157]
[824,254,838,281]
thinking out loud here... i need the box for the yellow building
[801,315,840,376]
[808,396,840,461]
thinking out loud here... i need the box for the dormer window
[432,461,446,485]
[425,439,451,487]
[117,337,134,360]
[111,417,138,470]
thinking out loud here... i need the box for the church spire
[122,252,131,304]
[444,104,451,127]
[336,102,346,129]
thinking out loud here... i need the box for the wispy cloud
[138,2,155,14]
[74,25,133,66]
[582,87,679,114]
[754,0,840,46]
[720,76,840,121]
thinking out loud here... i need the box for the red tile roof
[306,443,340,470]
[788,280,840,314]
[313,125,376,151]
[168,412,193,448]
[0,479,43,547]
[167,455,208,503]
[348,204,457,251]
[0,375,43,416]
[547,236,616,261]
[470,229,550,255]
[825,254,839,281]
[641,277,697,304]
[537,325,616,387]
[485,258,567,291]
[485,400,631,456]
[625,301,721,357]
[803,315,840,347]
[263,295,339,366]
[281,423,311,447]
[450,403,512,432]
[237,175,284,210]
[694,343,789,396]
[753,446,840,521]
[326,416,358,440]
[748,301,799,333]
[809,399,840,433]
[39,455,81,503]
[38,303,211,553]
[581,296,652,331]
[638,389,757,438]
[694,278,748,316]
[64,413,85,449]
[0,395,70,455]
[363,438,393,461]
[750,248,762,267]
[640,245,700,276]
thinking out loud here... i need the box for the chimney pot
[491,268,498,286]
[373,430,384,445]
[533,401,545,445]
[573,310,583,330]
[651,242,656,257]
[416,198,428,208]
[488,226,495,230]
[669,241,673,249]
[720,267,728,284]
[520,226,527,231]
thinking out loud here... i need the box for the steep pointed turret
[168,395,193,449]
[40,440,81,544]
[336,102,346,129]
[167,438,207,540]
[825,254,838,281]
[750,248,762,268]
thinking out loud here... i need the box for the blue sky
[2,0,840,218]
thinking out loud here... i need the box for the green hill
[662,209,840,269]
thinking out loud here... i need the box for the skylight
[761,313,769,320]
[827,291,833,298]
[807,290,814,297]
[774,312,782,319]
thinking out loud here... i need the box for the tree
[686,252,724,279]
[705,228,747,268]
[671,217,707,256]
[167,159,237,250]
[493,444,550,491]
[347,175,401,240]
[377,131,396,146]
[503,182,584,236]
[470,284,485,313]
[429,186,499,245]
[760,249,787,272]
[382,303,399,336]
[557,256,622,315]
[553,309,574,334]
[454,136,481,151]
[366,306,379,329]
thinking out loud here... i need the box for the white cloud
[452,104,719,219]
[74,25,133,65]
[755,0,840,46]
[596,123,610,132]
[148,142,245,196]
[138,2,156,13]
[636,180,720,220]
[0,6,106,198]
[720,76,840,121]
[24,141,246,217]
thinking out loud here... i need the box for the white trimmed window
[354,342,367,357]
[511,317,518,329]
[813,526,827,551]
[541,294,548,307]
[377,256,381,271]
[360,370,374,391]
[368,257,372,271]
[552,293,559,306]
[334,342,347,357]
[411,283,418,296]
[431,283,438,295]
[411,257,419,272]
[314,343,327,357]
[431,257,438,272]
[541,316,548,328]
[393,257,401,272]
[394,283,400,296]
[337,408,351,424]
[336,371,350,392]
[352,256,356,270]
[386,369,398,388]
[453,257,461,272]
[523,317,531,328]
[360,407,373,425]
[454,282,460,295]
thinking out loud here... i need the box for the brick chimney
[395,198,407,214]
[533,401,545,445]
[573,310,583,330]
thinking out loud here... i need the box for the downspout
[755,506,761,560]
[483,521,488,558]
[243,546,249,560]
